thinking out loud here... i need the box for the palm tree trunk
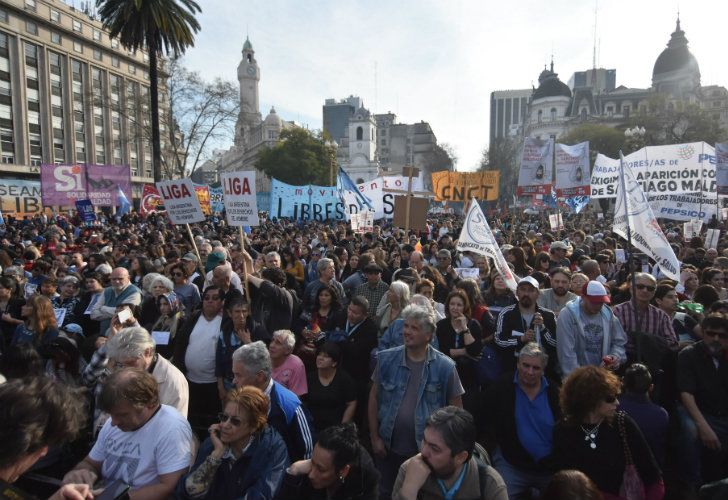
[148,36,162,182]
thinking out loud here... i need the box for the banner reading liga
[517,137,553,195]
[431,171,500,202]
[555,141,590,197]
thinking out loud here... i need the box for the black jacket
[482,372,561,472]
[494,303,558,379]
[249,279,294,344]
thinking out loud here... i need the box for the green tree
[256,128,335,185]
[559,123,627,161]
[97,0,202,182]
[479,136,521,202]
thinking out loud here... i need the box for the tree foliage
[479,136,521,201]
[255,128,335,185]
[559,123,626,161]
[97,0,202,182]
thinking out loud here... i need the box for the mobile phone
[117,308,132,324]
[95,479,130,500]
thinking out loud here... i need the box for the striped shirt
[612,301,678,351]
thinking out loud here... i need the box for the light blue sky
[180,0,727,171]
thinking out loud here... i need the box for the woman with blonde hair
[11,294,59,352]
[181,386,288,499]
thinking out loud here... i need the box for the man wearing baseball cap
[494,276,557,378]
[548,241,570,270]
[556,280,627,377]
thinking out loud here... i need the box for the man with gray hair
[106,326,189,417]
[232,340,314,461]
[90,267,142,334]
[302,256,346,312]
[483,343,560,498]
[369,304,464,498]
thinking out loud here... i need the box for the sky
[180,0,728,172]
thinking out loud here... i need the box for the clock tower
[235,37,262,146]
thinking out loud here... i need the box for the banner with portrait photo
[717,143,728,195]
[555,141,590,197]
[517,137,553,195]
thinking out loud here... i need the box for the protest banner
[156,179,205,224]
[706,228,721,250]
[0,179,44,216]
[647,192,718,222]
[555,141,590,197]
[193,184,212,215]
[683,220,703,240]
[350,211,374,234]
[549,213,564,231]
[591,142,716,198]
[457,199,518,291]
[270,180,344,221]
[517,137,553,195]
[221,171,259,226]
[613,154,680,281]
[431,171,500,202]
[75,199,96,222]
[140,184,163,215]
[717,143,728,195]
[350,174,425,219]
[209,186,225,213]
[41,164,87,206]
[85,165,132,206]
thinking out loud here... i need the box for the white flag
[457,200,519,292]
[613,153,680,281]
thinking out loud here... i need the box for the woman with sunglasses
[551,366,664,499]
[181,386,288,499]
[170,262,201,314]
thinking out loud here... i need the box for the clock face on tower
[246,66,256,76]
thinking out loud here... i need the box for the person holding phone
[180,386,288,499]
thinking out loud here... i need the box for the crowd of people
[0,205,727,500]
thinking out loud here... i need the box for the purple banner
[40,164,131,207]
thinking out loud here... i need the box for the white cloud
[181,0,728,172]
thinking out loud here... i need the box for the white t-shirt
[185,314,222,383]
[89,405,193,489]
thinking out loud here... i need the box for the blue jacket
[178,425,288,500]
[268,381,315,461]
[375,345,457,450]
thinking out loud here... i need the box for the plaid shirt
[355,280,390,318]
[613,301,678,351]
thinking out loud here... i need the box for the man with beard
[90,267,142,334]
[494,277,557,379]
[537,267,576,318]
[393,406,507,500]
[675,313,728,490]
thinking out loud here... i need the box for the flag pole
[618,150,641,362]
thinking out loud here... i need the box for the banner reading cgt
[221,171,259,226]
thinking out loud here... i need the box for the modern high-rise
[489,89,532,142]
[323,95,361,144]
[0,0,171,201]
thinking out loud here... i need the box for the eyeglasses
[217,412,243,426]
[703,330,728,340]
[604,395,618,404]
[635,284,656,292]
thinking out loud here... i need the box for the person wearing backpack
[393,406,507,500]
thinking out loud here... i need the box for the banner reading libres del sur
[270,174,424,221]
[590,142,716,198]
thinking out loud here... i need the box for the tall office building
[0,0,172,201]
[489,89,532,142]
[323,95,361,144]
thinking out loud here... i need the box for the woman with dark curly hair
[551,366,664,499]
[508,246,534,278]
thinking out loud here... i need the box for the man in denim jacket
[368,304,464,499]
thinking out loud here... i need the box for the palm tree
[96,0,201,182]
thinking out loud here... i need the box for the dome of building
[533,63,572,100]
[264,107,281,126]
[652,19,699,79]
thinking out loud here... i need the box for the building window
[50,9,60,22]
[380,138,386,145]
[93,48,102,61]
[25,0,37,11]
[0,9,7,23]
[73,20,82,33]
[73,41,82,53]
[356,126,363,140]
[580,108,587,121]
[550,108,557,121]
[26,21,38,35]
[606,106,613,116]
[51,32,61,44]
[111,56,120,68]
[537,109,542,123]
[624,106,630,119]
[111,38,119,49]
[0,32,14,163]
[93,29,101,41]
[72,59,86,162]
[128,64,135,75]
